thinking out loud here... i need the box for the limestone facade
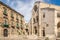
[0,1,25,39]
[29,1,60,40]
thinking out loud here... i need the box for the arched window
[57,22,60,28]
[3,29,8,37]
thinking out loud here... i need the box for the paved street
[0,35,41,40]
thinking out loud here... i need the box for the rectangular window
[34,27,37,34]
[16,23,19,29]
[21,20,22,27]
[57,13,60,17]
[16,15,18,20]
[33,18,35,23]
[21,20,22,24]
[11,22,15,29]
[3,8,7,16]
[20,17,23,28]
[43,30,45,36]
[43,13,45,18]
[5,20,7,24]
[11,11,14,18]
[25,29,29,35]
[3,19,9,28]
[36,16,38,22]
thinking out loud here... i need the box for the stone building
[0,1,25,39]
[31,1,60,40]
[27,19,32,35]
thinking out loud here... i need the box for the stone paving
[0,35,41,40]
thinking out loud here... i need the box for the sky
[0,0,60,22]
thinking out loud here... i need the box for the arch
[3,29,8,37]
[57,22,60,28]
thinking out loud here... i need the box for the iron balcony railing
[3,23,9,28]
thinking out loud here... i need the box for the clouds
[9,0,36,22]
[0,0,44,22]
[10,0,44,22]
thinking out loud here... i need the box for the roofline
[0,1,24,17]
[35,1,60,7]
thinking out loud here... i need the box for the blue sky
[0,0,60,22]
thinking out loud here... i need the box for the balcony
[3,24,9,28]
